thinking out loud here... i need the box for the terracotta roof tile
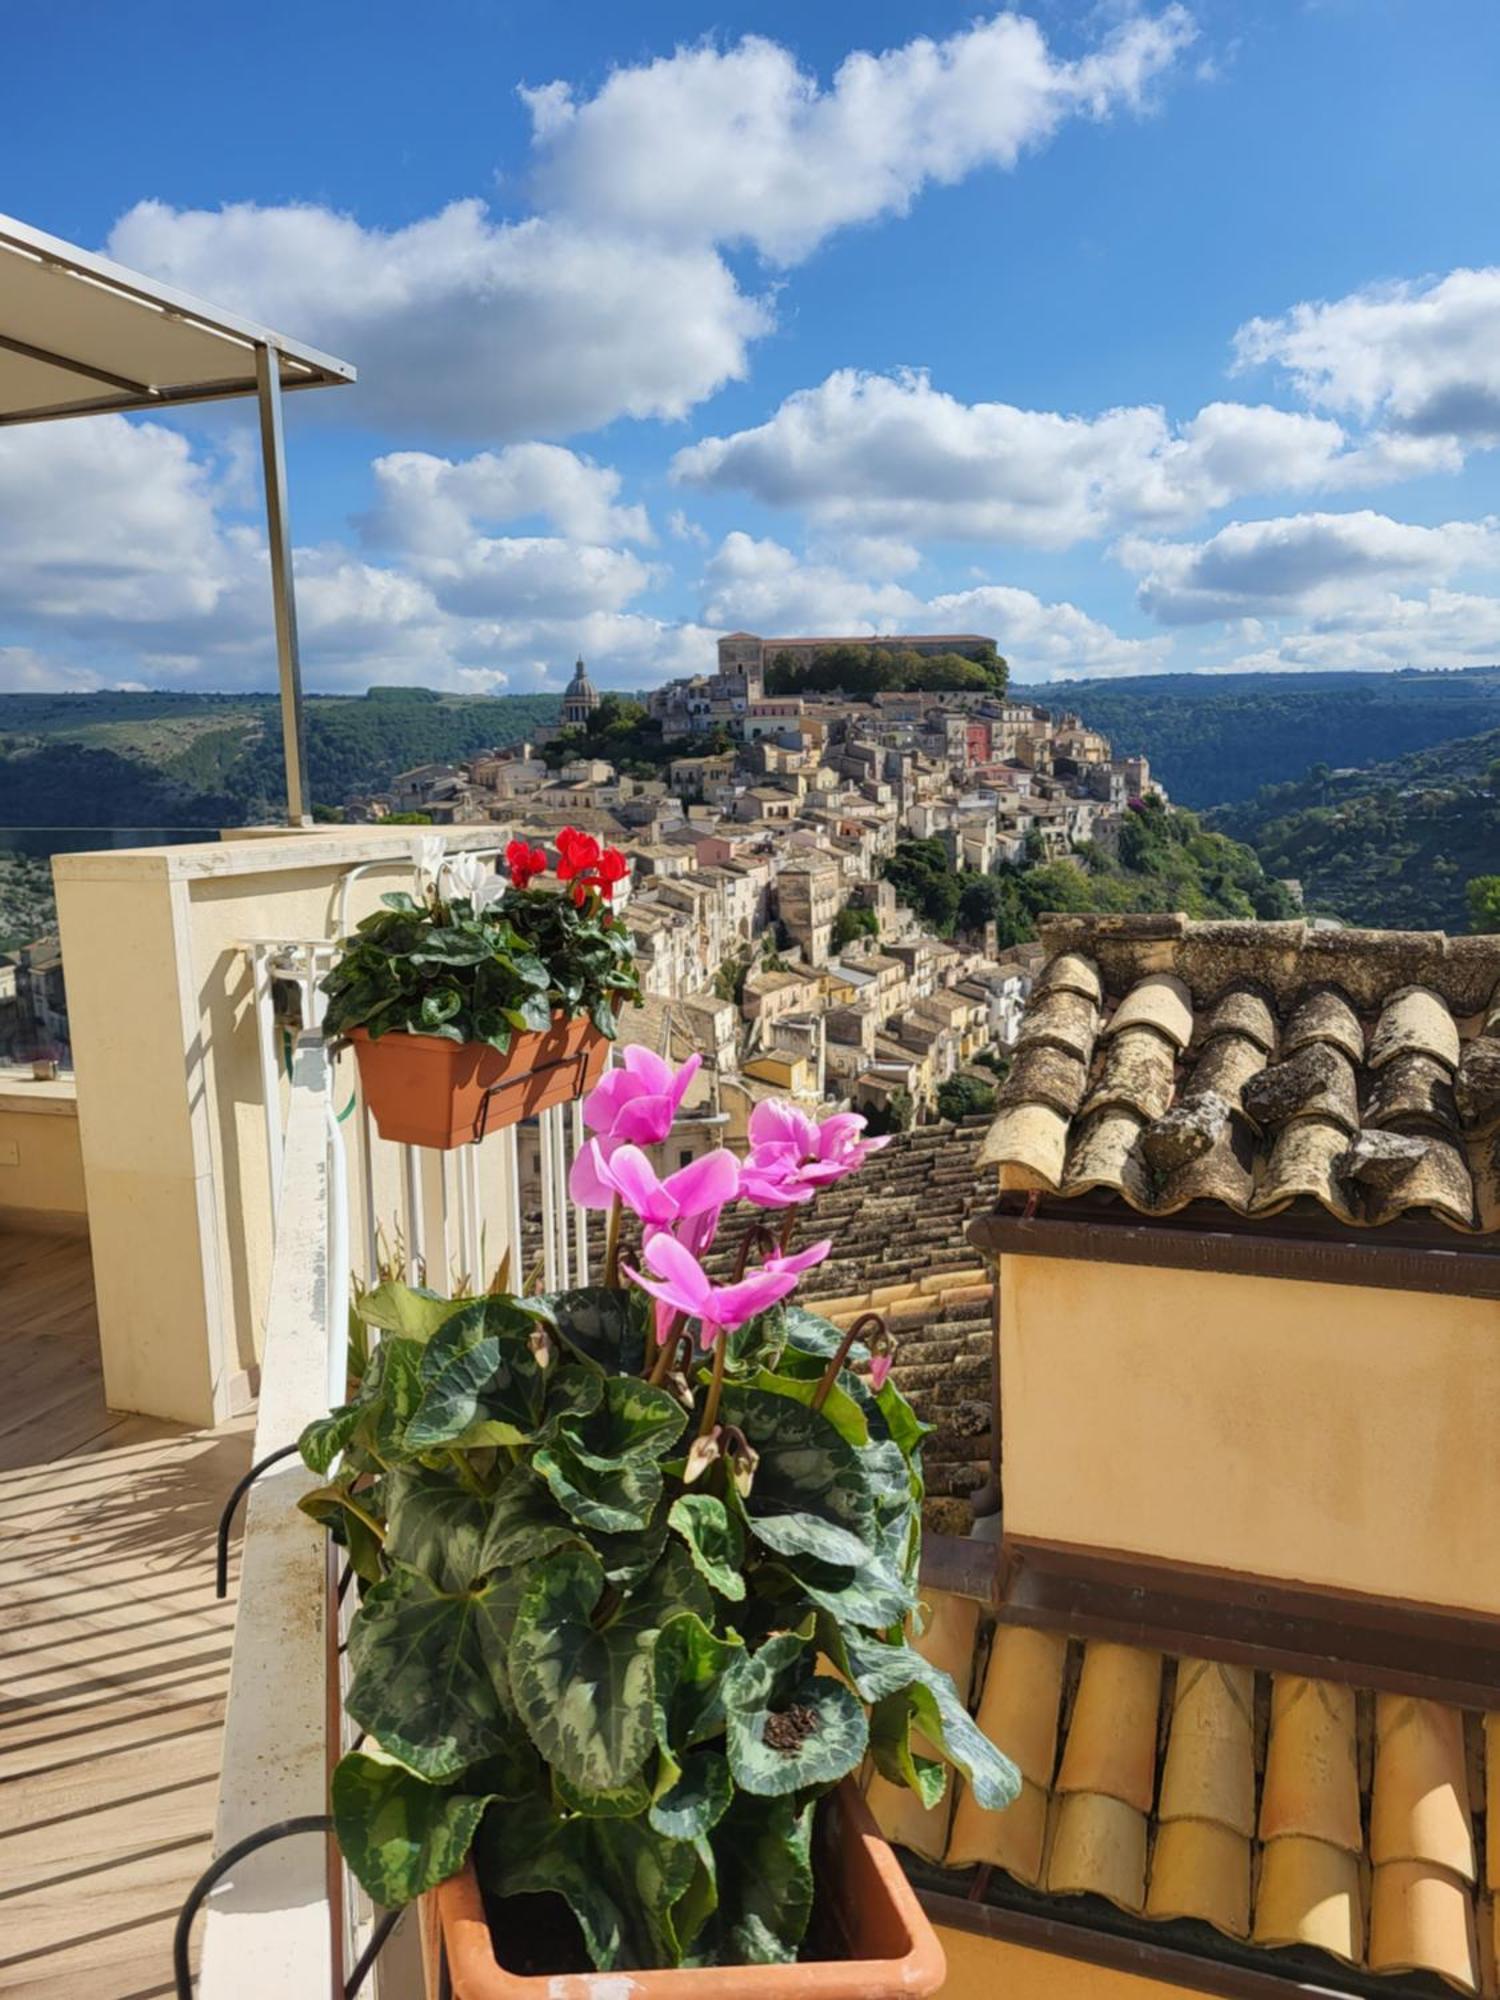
[1104,973,1193,1051]
[1079,1025,1178,1122]
[876,1605,1500,1995]
[1371,986,1464,1073]
[997,1043,1089,1118]
[980,915,1500,1235]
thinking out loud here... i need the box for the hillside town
[329,631,1169,1136]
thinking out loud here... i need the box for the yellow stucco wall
[54,829,511,1425]
[936,1925,1205,1999]
[1000,1253,1500,1615]
[0,1077,86,1226]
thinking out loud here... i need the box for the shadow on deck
[0,1232,252,1999]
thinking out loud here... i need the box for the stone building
[559,657,600,729]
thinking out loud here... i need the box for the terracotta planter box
[350,1015,610,1149]
[424,1780,945,1999]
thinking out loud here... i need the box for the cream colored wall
[935,1926,1204,1999]
[54,828,509,1426]
[0,1076,87,1228]
[1000,1253,1500,1615]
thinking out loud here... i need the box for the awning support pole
[255,343,310,827]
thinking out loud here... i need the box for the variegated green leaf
[723,1638,867,1798]
[299,1400,362,1476]
[558,1375,688,1464]
[554,1766,655,1818]
[407,1297,548,1449]
[507,1547,661,1793]
[482,1797,700,1971]
[358,1280,471,1343]
[331,1747,494,1906]
[384,1465,493,1592]
[842,1630,1020,1811]
[650,1747,732,1841]
[298,1478,385,1583]
[708,1791,814,1964]
[534,1438,662,1533]
[529,1285,644,1374]
[473,1465,578,1573]
[718,1385,875,1541]
[743,1509,871,1570]
[748,1367,869,1448]
[345,1567,522,1781]
[868,1691,949,1807]
[352,1336,426,1464]
[668,1494,745,1600]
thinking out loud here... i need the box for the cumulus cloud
[360,445,652,553]
[0,417,697,693]
[524,9,1196,264]
[1234,267,1500,447]
[672,370,1430,550]
[108,200,770,443]
[1220,589,1500,677]
[1119,510,1500,624]
[697,532,1163,678]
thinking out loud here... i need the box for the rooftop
[981,914,1500,1236]
[876,1591,1499,1997]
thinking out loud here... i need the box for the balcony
[0,825,617,1997]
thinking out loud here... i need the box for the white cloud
[107,199,770,443]
[524,10,1196,264]
[360,445,652,553]
[672,370,1425,550]
[1235,267,1500,447]
[1119,510,1500,623]
[697,531,1163,677]
[1220,590,1500,677]
[0,416,708,694]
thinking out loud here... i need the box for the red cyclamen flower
[505,838,548,890]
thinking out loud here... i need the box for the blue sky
[4,0,1500,693]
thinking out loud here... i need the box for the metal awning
[0,209,357,821]
[0,211,353,424]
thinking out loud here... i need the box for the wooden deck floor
[0,1233,251,1999]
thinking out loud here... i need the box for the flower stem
[645,1313,680,1384]
[811,1310,885,1411]
[778,1208,797,1254]
[603,1195,622,1289]
[697,1328,730,1438]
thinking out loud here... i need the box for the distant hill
[1012,667,1500,810]
[1212,726,1500,931]
[0,688,562,837]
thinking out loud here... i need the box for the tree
[937,1074,997,1123]
[862,1089,913,1137]
[883,838,961,931]
[831,902,879,951]
[1467,875,1500,933]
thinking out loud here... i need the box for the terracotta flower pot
[426,1779,946,1999]
[350,1014,610,1149]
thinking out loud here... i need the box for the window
[679,1150,694,1170]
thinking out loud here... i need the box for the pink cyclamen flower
[582,1047,702,1152]
[623,1232,827,1349]
[569,1139,738,1233]
[740,1101,890,1208]
[869,1354,893,1393]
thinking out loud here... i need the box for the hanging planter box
[424,1780,945,1999]
[350,1013,610,1149]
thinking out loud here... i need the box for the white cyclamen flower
[444,850,490,905]
[411,834,447,894]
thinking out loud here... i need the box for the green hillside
[0,688,562,833]
[1013,667,1500,810]
[1214,728,1500,931]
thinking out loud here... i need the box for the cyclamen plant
[320,830,641,1051]
[304,1059,1018,1974]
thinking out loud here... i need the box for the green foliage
[830,900,879,951]
[861,1090,913,1137]
[310,1277,1017,1970]
[764,642,1007,698]
[936,1074,997,1123]
[1467,876,1500,933]
[1217,726,1500,930]
[1041,666,1500,808]
[321,876,640,1052]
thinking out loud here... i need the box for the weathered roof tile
[979,916,1500,1236]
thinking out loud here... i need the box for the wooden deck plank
[0,1234,253,2000]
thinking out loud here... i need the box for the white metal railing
[198,855,603,1995]
[198,1033,357,1995]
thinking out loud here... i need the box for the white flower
[472,873,509,915]
[411,834,447,893]
[444,850,489,905]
